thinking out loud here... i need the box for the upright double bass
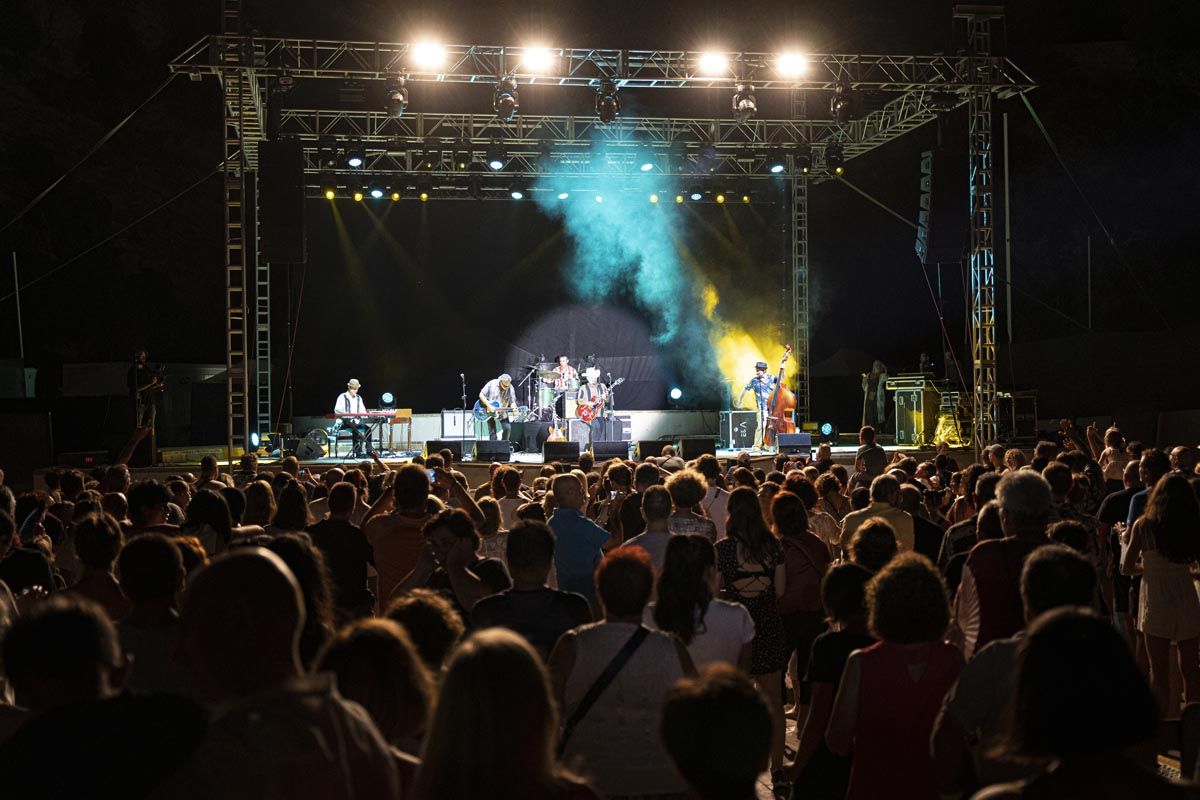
[763,345,797,448]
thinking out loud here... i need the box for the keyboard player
[333,378,369,457]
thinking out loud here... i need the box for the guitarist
[478,373,519,440]
[575,366,610,443]
[736,360,778,450]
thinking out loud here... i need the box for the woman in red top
[826,553,962,800]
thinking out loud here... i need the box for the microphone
[460,373,465,380]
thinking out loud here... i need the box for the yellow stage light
[649,193,659,204]
[324,189,335,200]
[715,193,726,204]
[675,194,684,204]
[419,191,429,202]
[352,190,364,202]
[391,191,401,201]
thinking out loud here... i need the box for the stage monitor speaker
[721,410,758,450]
[426,440,464,461]
[295,429,328,460]
[56,450,108,469]
[440,410,473,438]
[591,441,631,460]
[776,432,813,456]
[637,440,671,460]
[259,139,306,263]
[543,441,581,463]
[473,439,513,462]
[678,438,717,460]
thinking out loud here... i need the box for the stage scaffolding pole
[790,87,810,425]
[959,4,1001,449]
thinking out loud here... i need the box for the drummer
[550,355,579,420]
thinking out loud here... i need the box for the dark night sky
[1,0,1197,436]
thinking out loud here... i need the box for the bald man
[158,549,399,799]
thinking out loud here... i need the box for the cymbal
[537,369,560,380]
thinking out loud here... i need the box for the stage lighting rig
[732,83,756,124]
[766,151,786,174]
[595,79,620,123]
[637,146,655,172]
[494,76,519,122]
[352,187,365,202]
[825,143,845,175]
[385,78,409,118]
[796,145,813,174]
[345,147,366,169]
[509,182,527,200]
[319,149,339,170]
[688,185,704,201]
[830,82,853,123]
[368,184,386,199]
[485,143,507,171]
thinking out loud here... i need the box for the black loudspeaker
[473,439,513,462]
[591,440,631,460]
[678,438,717,459]
[259,139,306,263]
[295,429,328,460]
[637,440,671,460]
[543,441,581,463]
[426,440,464,460]
[776,432,813,456]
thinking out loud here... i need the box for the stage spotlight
[638,146,655,172]
[324,188,336,200]
[675,194,684,204]
[353,188,365,202]
[826,143,845,175]
[766,151,787,174]
[319,148,339,170]
[557,191,569,200]
[345,147,366,169]
[742,193,751,204]
[249,431,261,450]
[521,46,555,73]
[797,145,813,174]
[410,41,446,69]
[595,79,620,123]
[454,150,471,170]
[669,387,683,400]
[594,194,604,203]
[385,79,409,118]
[732,83,756,123]
[390,189,401,201]
[688,186,703,201]
[321,177,336,200]
[697,51,728,76]
[715,192,726,204]
[368,184,386,199]
[649,193,659,203]
[830,82,853,123]
[380,392,396,409]
[776,51,807,77]
[818,421,839,441]
[419,190,430,202]
[509,183,526,200]
[486,143,507,171]
[416,176,432,202]
[494,76,519,122]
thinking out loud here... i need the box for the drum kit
[519,359,579,423]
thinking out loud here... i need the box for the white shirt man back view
[838,474,915,553]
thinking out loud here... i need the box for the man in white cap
[736,360,778,449]
[477,374,519,440]
[334,378,369,457]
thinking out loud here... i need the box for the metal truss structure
[173,2,1033,456]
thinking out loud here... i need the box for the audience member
[396,507,511,616]
[363,465,442,611]
[116,534,189,694]
[971,608,1179,800]
[786,563,875,798]
[126,480,180,536]
[548,549,694,798]
[1121,473,1200,715]
[180,488,233,556]
[647,534,754,670]
[955,471,1051,657]
[549,474,610,607]
[471,521,591,660]
[715,486,788,782]
[826,553,962,800]
[68,512,131,621]
[259,533,336,670]
[161,548,399,797]
[789,475,840,555]
[308,481,374,618]
[665,469,718,540]
[621,485,674,571]
[386,588,466,672]
[266,483,313,535]
[241,479,276,527]
[618,462,660,541]
[418,628,602,800]
[934,545,1097,792]
[660,664,773,800]
[847,517,899,572]
[0,508,55,595]
[853,426,887,484]
[695,454,731,534]
[839,474,915,553]
[898,484,945,562]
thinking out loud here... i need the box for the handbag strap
[557,626,651,757]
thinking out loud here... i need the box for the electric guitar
[472,399,520,422]
[576,378,625,423]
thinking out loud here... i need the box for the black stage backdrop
[289,196,787,414]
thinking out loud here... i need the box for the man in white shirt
[333,378,369,457]
[477,374,518,440]
[838,474,915,554]
[621,486,673,573]
[694,454,730,537]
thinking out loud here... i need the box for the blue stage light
[669,387,683,400]
[557,191,569,200]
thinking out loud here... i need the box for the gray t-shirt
[856,443,888,477]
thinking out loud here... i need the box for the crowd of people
[0,422,1198,799]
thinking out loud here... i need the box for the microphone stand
[460,373,468,446]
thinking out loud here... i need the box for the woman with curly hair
[665,470,718,541]
[827,553,962,800]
